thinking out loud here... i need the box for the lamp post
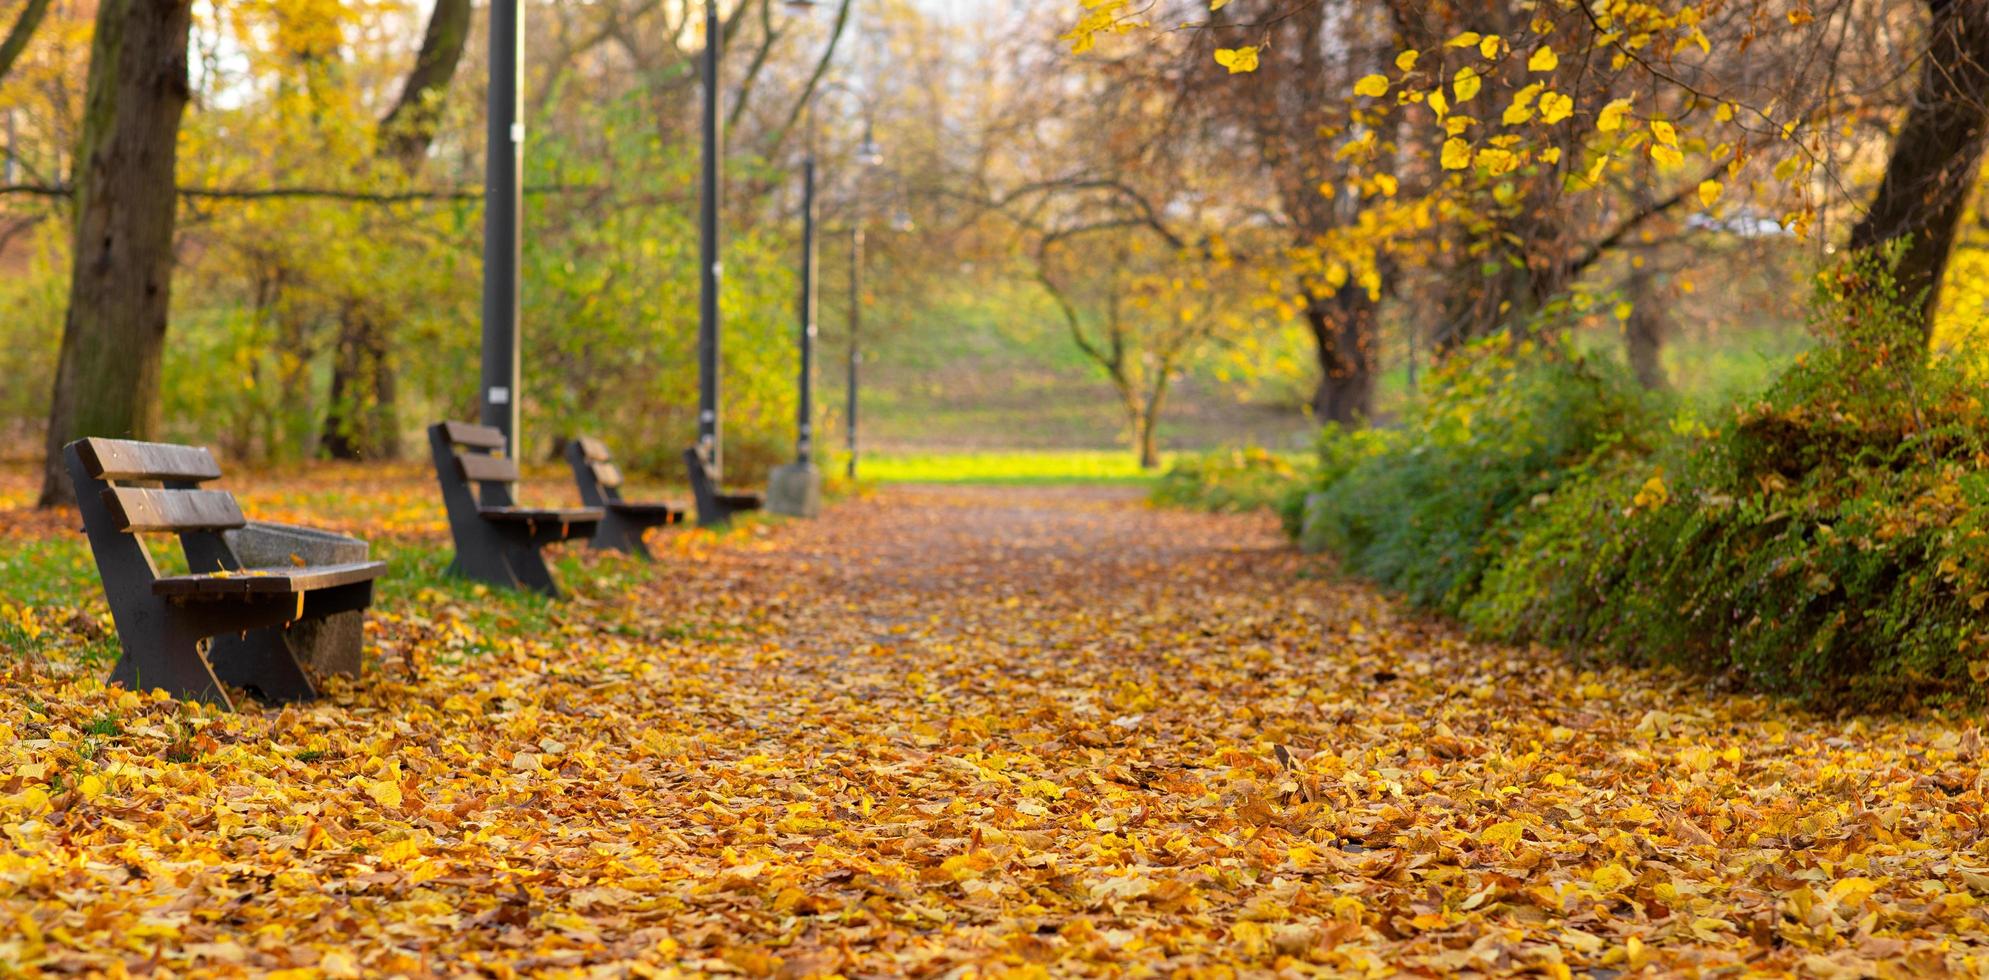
[481,0,524,454]
[797,158,818,465]
[697,0,724,478]
[845,127,883,482]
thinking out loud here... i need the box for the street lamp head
[857,124,884,167]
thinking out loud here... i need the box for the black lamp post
[697,0,724,478]
[845,127,883,481]
[481,0,524,454]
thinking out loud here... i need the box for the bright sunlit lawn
[860,449,1172,485]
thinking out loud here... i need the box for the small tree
[1034,224,1250,469]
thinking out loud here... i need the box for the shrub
[1470,254,1989,706]
[1151,447,1310,514]
[1286,249,1989,708]
[1295,336,1659,612]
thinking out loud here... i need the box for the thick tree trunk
[38,0,193,507]
[1847,0,1989,337]
[320,0,469,461]
[1305,288,1378,426]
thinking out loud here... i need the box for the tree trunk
[38,0,193,508]
[320,0,469,461]
[320,310,398,460]
[1625,297,1669,391]
[379,0,470,171]
[1305,287,1378,426]
[1847,0,1989,337]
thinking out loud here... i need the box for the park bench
[564,436,684,559]
[683,445,766,527]
[64,438,387,709]
[429,421,603,597]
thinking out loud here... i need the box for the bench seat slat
[76,438,223,483]
[441,421,508,450]
[717,493,766,512]
[152,560,387,598]
[102,487,246,532]
[607,502,682,521]
[477,506,605,524]
[457,453,521,483]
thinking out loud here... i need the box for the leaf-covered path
[5,485,1988,975]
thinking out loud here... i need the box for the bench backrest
[64,439,248,606]
[69,438,245,533]
[565,436,625,507]
[429,421,521,513]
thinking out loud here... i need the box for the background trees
[8,0,1989,481]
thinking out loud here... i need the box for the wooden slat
[100,487,245,532]
[717,492,766,512]
[478,506,605,524]
[440,420,507,450]
[608,502,682,522]
[154,560,387,598]
[576,436,613,462]
[590,461,624,490]
[456,453,520,483]
[74,438,222,483]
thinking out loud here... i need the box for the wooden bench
[429,422,604,597]
[564,437,684,560]
[64,438,387,709]
[684,446,766,527]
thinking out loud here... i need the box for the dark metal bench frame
[65,438,386,709]
[683,445,766,527]
[564,437,683,560]
[429,422,603,597]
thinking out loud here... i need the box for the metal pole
[481,0,524,454]
[847,225,863,480]
[798,157,818,465]
[698,0,724,478]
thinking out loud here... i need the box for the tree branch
[0,0,50,85]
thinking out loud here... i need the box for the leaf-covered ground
[4,479,1989,976]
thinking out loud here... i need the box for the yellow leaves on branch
[1062,0,1143,54]
[1539,92,1574,125]
[1597,98,1634,133]
[1528,45,1559,72]
[1452,66,1483,103]
[1215,47,1260,74]
[1354,74,1390,98]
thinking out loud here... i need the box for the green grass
[861,450,1165,486]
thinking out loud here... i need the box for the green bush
[1296,336,1659,611]
[1299,251,1989,708]
[1151,447,1310,513]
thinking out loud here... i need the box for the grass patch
[862,450,1164,486]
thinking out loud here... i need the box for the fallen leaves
[1,478,1988,974]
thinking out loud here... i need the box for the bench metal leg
[499,530,562,598]
[591,513,654,561]
[108,624,234,710]
[447,522,520,592]
[207,630,319,704]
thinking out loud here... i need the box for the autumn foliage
[4,480,1989,974]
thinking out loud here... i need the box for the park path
[5,484,1986,975]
